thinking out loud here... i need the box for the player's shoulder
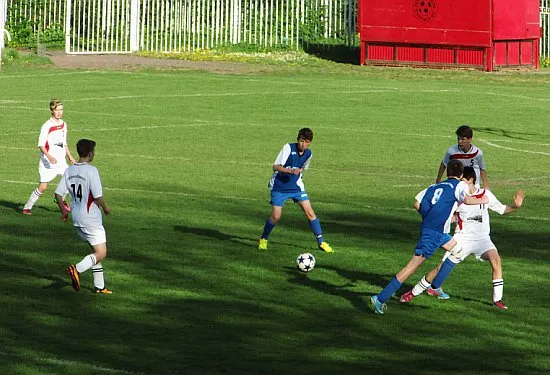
[471,144,483,154]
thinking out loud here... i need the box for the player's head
[297,128,313,153]
[447,159,464,178]
[297,128,313,142]
[456,125,473,151]
[462,166,476,185]
[50,99,64,118]
[76,139,96,160]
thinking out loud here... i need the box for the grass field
[1,57,550,375]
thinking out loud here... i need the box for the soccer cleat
[95,287,113,294]
[258,238,268,251]
[427,287,450,299]
[22,209,32,215]
[370,295,387,315]
[494,300,508,309]
[318,242,334,253]
[400,290,415,303]
[67,265,80,291]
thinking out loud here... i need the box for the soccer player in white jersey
[436,125,488,189]
[258,128,333,253]
[369,160,489,315]
[400,167,524,309]
[55,139,112,294]
[23,99,75,215]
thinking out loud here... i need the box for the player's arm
[65,144,75,164]
[39,145,57,164]
[435,162,446,183]
[94,196,111,215]
[503,190,525,214]
[463,194,489,205]
[480,170,489,189]
[272,164,299,175]
[413,200,420,211]
[54,193,69,221]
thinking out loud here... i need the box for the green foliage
[0,47,52,66]
[540,57,550,68]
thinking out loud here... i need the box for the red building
[358,0,541,71]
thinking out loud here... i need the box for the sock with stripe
[308,218,324,245]
[76,253,97,274]
[24,189,42,210]
[92,262,105,290]
[493,279,504,302]
[412,276,432,296]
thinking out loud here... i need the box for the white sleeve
[487,190,506,215]
[477,149,486,171]
[454,181,469,202]
[441,148,452,166]
[302,155,311,170]
[415,188,427,203]
[54,170,69,196]
[37,121,49,147]
[273,144,291,166]
[90,168,103,199]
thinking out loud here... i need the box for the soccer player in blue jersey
[258,128,333,253]
[370,160,489,314]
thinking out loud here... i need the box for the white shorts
[75,225,107,246]
[453,234,497,261]
[39,163,68,183]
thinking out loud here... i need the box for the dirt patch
[46,50,276,74]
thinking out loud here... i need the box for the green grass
[1,57,550,375]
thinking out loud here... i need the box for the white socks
[24,189,42,210]
[412,276,431,296]
[92,263,105,289]
[493,279,504,302]
[76,253,97,273]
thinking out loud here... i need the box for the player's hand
[48,156,58,164]
[61,212,69,222]
[513,190,525,209]
[69,157,76,165]
[103,206,111,215]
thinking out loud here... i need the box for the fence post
[0,0,6,67]
[130,0,139,52]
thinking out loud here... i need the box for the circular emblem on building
[413,0,438,22]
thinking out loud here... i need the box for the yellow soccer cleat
[95,287,113,294]
[258,238,268,251]
[318,242,334,253]
[67,265,80,291]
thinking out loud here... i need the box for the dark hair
[456,125,473,139]
[297,128,313,141]
[76,139,96,157]
[462,166,476,184]
[447,159,464,178]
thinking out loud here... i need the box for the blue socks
[431,258,457,289]
[377,276,402,303]
[261,219,276,239]
[309,218,324,244]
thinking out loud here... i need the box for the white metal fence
[542,0,550,59]
[3,0,550,59]
[1,0,7,63]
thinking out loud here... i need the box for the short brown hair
[447,159,464,178]
[50,99,63,112]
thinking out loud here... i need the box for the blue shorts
[414,229,452,259]
[270,190,309,206]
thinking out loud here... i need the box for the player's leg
[23,181,49,214]
[259,193,284,250]
[296,199,332,253]
[401,263,442,302]
[371,255,426,314]
[481,248,506,308]
[68,226,109,292]
[90,242,111,294]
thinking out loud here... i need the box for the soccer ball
[296,253,315,272]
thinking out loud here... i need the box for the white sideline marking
[0,351,142,374]
[1,179,547,222]
[479,140,550,156]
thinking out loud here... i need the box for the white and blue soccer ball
[296,253,315,272]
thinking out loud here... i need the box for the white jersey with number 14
[55,163,104,228]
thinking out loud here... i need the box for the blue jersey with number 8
[415,179,469,234]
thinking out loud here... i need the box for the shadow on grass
[302,42,360,65]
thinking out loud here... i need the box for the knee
[94,248,107,262]
[305,210,316,221]
[270,214,281,224]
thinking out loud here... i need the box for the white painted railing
[542,0,550,59]
[4,0,550,59]
[1,0,7,65]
